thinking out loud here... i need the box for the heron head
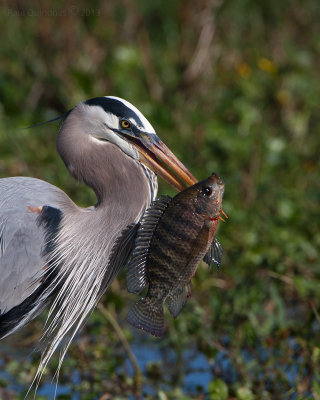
[58,96,197,191]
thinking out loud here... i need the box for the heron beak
[120,132,228,218]
[138,135,228,219]
[135,134,198,191]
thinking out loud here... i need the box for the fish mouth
[128,133,198,192]
[209,173,228,220]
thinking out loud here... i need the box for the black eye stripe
[85,97,143,127]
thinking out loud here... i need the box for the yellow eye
[121,120,131,129]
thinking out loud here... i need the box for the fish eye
[121,119,131,129]
[202,186,213,196]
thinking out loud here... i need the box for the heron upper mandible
[0,96,197,378]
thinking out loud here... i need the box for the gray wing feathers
[0,212,43,313]
[101,223,139,296]
[0,177,66,314]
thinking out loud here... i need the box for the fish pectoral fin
[203,237,224,268]
[126,196,172,294]
[168,284,190,318]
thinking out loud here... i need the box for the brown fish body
[127,173,225,336]
[147,195,218,297]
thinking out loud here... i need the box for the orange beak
[129,133,228,219]
[136,135,197,191]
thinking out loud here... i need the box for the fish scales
[126,173,225,337]
[152,208,204,272]
[152,228,188,258]
[149,223,202,283]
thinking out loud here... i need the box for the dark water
[0,334,315,399]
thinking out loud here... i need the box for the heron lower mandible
[0,96,197,379]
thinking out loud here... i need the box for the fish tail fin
[127,297,164,337]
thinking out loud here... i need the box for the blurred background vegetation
[0,0,319,399]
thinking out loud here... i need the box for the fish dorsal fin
[126,196,172,294]
[203,237,223,267]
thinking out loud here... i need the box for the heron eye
[121,120,131,129]
[202,186,213,196]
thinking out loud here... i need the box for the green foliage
[0,0,319,398]
[208,379,228,400]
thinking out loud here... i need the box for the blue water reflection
[0,334,317,398]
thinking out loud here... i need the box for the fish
[126,172,225,337]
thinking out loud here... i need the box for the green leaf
[237,386,255,400]
[158,390,168,400]
[208,379,228,400]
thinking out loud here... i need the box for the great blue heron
[0,96,197,382]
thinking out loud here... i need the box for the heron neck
[82,146,151,219]
[57,123,151,219]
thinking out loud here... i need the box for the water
[0,334,317,399]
